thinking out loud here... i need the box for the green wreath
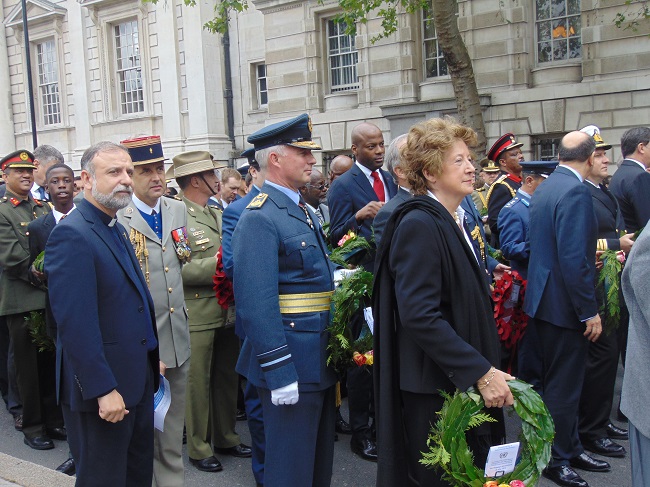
[421,379,554,487]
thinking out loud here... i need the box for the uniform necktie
[371,171,385,202]
[298,198,315,230]
[37,186,47,201]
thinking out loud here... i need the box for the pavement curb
[0,452,75,487]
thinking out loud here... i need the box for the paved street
[0,369,632,487]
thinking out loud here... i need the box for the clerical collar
[53,205,76,224]
[265,180,300,205]
[132,194,161,215]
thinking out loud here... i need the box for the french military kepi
[247,113,321,151]
[519,160,558,178]
[1,150,36,172]
[121,135,166,165]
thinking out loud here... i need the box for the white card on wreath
[363,307,374,334]
[484,441,520,477]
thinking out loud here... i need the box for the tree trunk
[433,0,487,157]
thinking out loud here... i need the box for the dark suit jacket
[45,199,159,412]
[524,166,598,328]
[609,159,650,232]
[27,212,56,337]
[372,187,410,245]
[327,164,397,272]
[586,181,626,250]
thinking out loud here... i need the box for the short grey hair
[80,141,128,175]
[255,145,286,170]
[385,134,408,181]
[33,145,64,165]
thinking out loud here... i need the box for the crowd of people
[0,116,649,487]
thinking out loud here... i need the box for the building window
[256,63,268,108]
[422,7,448,78]
[327,20,359,93]
[533,136,562,161]
[114,19,144,114]
[536,0,581,63]
[36,39,61,126]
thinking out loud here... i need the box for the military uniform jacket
[232,183,337,392]
[179,195,228,331]
[487,172,522,245]
[0,190,50,315]
[497,189,531,279]
[585,181,626,251]
[117,197,191,368]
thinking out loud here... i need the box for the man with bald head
[524,131,607,487]
[327,122,397,462]
[328,155,353,185]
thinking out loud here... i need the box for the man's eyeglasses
[306,182,329,191]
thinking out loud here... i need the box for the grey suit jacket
[372,187,411,246]
[621,226,650,438]
[117,197,191,368]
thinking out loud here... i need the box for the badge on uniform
[246,193,268,209]
[171,227,192,263]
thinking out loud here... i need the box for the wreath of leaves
[27,310,55,353]
[597,249,624,335]
[421,379,554,487]
[328,236,372,268]
[326,269,374,375]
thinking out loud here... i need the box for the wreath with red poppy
[492,271,527,373]
[213,245,234,309]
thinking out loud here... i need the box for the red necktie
[371,171,385,202]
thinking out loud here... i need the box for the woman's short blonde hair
[402,117,477,195]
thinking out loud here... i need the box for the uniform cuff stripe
[262,357,293,372]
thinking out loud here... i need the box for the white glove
[271,381,299,406]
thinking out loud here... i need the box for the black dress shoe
[46,427,67,441]
[23,435,54,451]
[583,437,626,458]
[350,437,377,462]
[13,414,23,431]
[236,409,247,421]
[569,452,611,472]
[55,457,76,476]
[543,465,588,487]
[606,422,628,440]
[189,456,223,472]
[214,443,252,458]
[336,417,352,435]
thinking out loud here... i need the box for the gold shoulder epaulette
[486,174,514,205]
[208,204,223,212]
[247,193,268,209]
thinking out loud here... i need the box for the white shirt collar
[132,194,161,215]
[559,164,584,182]
[626,158,647,171]
[53,205,76,224]
[585,179,600,188]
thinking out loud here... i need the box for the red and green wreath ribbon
[212,245,234,310]
[492,271,527,373]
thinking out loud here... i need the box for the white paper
[153,374,171,432]
[484,441,520,478]
[333,268,359,286]
[363,307,374,335]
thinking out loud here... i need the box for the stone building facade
[1,0,649,170]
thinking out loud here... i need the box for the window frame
[111,18,145,116]
[255,62,268,109]
[421,6,449,79]
[33,37,63,127]
[534,0,582,65]
[531,135,563,161]
[326,19,359,94]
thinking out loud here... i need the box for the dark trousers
[347,312,374,440]
[536,318,589,467]
[0,315,22,415]
[517,317,543,395]
[258,385,335,487]
[6,312,62,437]
[63,369,154,487]
[244,380,265,485]
[579,326,619,442]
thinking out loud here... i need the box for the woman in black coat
[373,117,514,487]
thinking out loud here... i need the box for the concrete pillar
[0,23,16,154]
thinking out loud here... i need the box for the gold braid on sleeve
[129,228,150,286]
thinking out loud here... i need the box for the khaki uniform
[0,191,59,438]
[117,196,191,487]
[180,195,240,460]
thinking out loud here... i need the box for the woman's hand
[477,367,515,408]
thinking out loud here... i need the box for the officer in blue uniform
[497,161,557,392]
[232,114,337,487]
[497,161,558,280]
